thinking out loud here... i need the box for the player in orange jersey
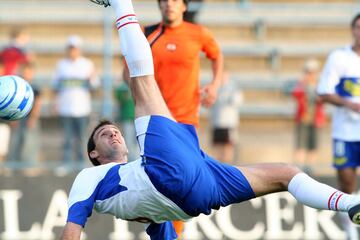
[125,0,223,127]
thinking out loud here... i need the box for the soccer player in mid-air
[61,0,360,239]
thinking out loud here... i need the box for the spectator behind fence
[0,28,32,165]
[291,59,325,173]
[114,79,138,162]
[7,62,42,167]
[52,35,99,171]
[210,73,243,164]
[0,28,31,76]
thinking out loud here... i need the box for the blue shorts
[135,115,255,217]
[333,139,360,169]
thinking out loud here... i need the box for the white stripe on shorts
[134,115,151,156]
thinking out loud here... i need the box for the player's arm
[200,52,223,108]
[317,50,360,112]
[60,222,82,240]
[61,168,99,240]
[200,28,224,108]
[210,52,224,88]
[318,93,360,112]
[145,221,177,240]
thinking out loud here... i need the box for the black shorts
[212,128,231,144]
[295,123,318,150]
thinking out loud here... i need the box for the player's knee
[288,164,302,175]
[278,163,302,188]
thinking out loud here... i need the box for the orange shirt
[144,22,221,126]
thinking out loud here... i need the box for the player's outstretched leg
[239,163,360,225]
[289,172,360,225]
[91,0,174,119]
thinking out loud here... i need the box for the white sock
[288,173,360,211]
[110,0,134,17]
[110,0,154,77]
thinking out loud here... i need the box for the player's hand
[345,101,360,113]
[60,222,82,240]
[200,83,218,108]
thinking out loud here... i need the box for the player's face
[352,18,360,46]
[16,32,29,47]
[92,125,129,164]
[159,0,187,26]
[67,46,81,60]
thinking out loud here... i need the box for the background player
[125,0,223,127]
[62,1,360,239]
[317,13,360,240]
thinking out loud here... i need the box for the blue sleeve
[145,221,177,240]
[67,197,96,227]
[66,169,100,227]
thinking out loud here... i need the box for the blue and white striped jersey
[66,159,191,239]
[318,46,360,141]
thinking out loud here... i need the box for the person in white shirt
[60,2,360,240]
[53,35,99,169]
[317,13,360,240]
[210,72,243,163]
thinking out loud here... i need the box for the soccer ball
[0,75,34,121]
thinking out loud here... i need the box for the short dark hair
[351,13,360,29]
[10,28,24,39]
[157,0,189,6]
[87,120,117,166]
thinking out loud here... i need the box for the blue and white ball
[0,75,34,121]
